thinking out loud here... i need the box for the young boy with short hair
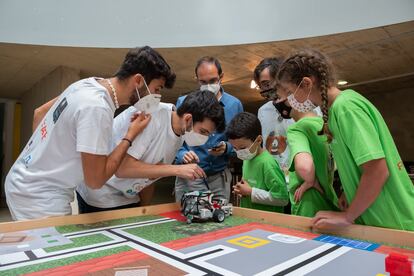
[227,112,289,212]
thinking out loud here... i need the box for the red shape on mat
[25,250,147,276]
[376,246,414,260]
[159,210,187,222]
[385,253,413,276]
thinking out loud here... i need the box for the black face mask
[273,100,292,120]
[260,88,277,101]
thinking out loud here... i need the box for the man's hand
[126,112,151,140]
[294,179,324,203]
[176,164,206,180]
[233,179,252,197]
[312,211,353,231]
[208,141,226,156]
[338,192,348,211]
[182,151,200,164]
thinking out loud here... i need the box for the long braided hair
[276,49,335,142]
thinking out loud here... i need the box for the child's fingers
[295,188,302,203]
[313,218,329,230]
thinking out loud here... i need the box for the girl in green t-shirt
[226,112,289,213]
[275,49,414,231]
[284,105,339,217]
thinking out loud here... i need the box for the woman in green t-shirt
[275,49,414,231]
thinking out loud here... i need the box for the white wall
[0,0,413,48]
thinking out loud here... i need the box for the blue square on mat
[314,235,380,251]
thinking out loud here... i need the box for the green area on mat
[55,215,162,234]
[41,234,52,238]
[46,239,58,244]
[2,245,132,276]
[44,233,113,253]
[125,216,255,244]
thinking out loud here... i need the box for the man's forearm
[116,156,179,179]
[32,97,58,132]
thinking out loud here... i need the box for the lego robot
[180,190,233,224]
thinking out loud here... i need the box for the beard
[129,90,140,106]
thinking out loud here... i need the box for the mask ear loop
[292,78,304,97]
[248,136,259,152]
[141,76,152,96]
[305,82,313,101]
[135,86,141,101]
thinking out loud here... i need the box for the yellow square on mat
[227,236,270,248]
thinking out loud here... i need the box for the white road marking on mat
[0,252,29,265]
[188,245,241,276]
[0,242,128,270]
[62,217,173,236]
[254,243,337,276]
[33,230,125,257]
[125,243,205,276]
[285,246,352,276]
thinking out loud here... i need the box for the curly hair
[115,46,176,89]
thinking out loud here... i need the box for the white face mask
[134,78,161,114]
[287,79,317,113]
[183,119,209,147]
[235,138,259,160]
[200,83,221,95]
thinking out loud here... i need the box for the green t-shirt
[287,117,338,217]
[329,89,414,230]
[241,150,288,213]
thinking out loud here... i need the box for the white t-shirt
[5,77,115,220]
[77,103,184,208]
[258,101,294,170]
[258,101,323,170]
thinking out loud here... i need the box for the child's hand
[312,211,353,231]
[233,179,252,197]
[182,151,199,164]
[294,179,324,203]
[338,192,348,211]
[208,141,226,156]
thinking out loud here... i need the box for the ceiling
[0,20,413,110]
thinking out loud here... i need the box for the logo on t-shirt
[397,161,404,171]
[53,97,68,124]
[23,155,32,167]
[40,120,47,140]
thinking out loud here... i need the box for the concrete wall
[20,66,80,147]
[366,87,414,162]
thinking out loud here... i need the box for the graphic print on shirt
[53,97,68,123]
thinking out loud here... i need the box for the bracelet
[122,138,132,147]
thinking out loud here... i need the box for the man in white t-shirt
[254,58,294,171]
[76,90,225,212]
[255,58,322,172]
[5,46,176,220]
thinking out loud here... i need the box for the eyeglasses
[260,88,277,100]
